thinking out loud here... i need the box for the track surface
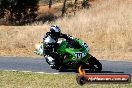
[0,56,132,75]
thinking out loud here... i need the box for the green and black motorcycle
[34,37,102,72]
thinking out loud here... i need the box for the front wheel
[87,56,102,72]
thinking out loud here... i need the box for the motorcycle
[34,37,102,72]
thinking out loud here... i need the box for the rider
[43,25,72,69]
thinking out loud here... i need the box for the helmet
[50,25,61,35]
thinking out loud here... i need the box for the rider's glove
[67,35,74,40]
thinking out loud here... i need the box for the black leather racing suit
[43,32,71,68]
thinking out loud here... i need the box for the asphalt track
[0,56,132,75]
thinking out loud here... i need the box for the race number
[74,52,86,59]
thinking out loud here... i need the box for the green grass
[0,71,131,88]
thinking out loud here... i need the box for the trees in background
[0,0,39,25]
[62,0,67,17]
[61,0,90,16]
[74,0,77,15]
[49,0,52,8]
[82,0,90,9]
[0,0,90,25]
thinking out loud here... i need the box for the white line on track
[2,70,60,74]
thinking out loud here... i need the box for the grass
[0,0,132,61]
[0,71,131,88]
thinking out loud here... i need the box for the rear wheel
[88,56,102,72]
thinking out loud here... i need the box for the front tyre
[88,56,102,72]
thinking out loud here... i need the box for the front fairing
[57,38,90,63]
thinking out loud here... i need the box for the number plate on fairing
[74,52,87,59]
